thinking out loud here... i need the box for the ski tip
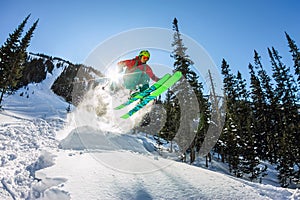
[174,70,182,76]
[114,106,123,110]
[121,114,130,119]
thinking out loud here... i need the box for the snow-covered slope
[33,150,297,200]
[0,67,299,200]
[0,65,66,200]
[2,62,68,119]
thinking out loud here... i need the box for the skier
[117,50,160,96]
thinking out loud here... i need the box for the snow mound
[59,126,156,154]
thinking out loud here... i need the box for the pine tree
[208,69,226,165]
[160,89,180,150]
[269,47,299,187]
[219,59,242,175]
[248,61,271,183]
[253,50,277,162]
[190,71,210,156]
[236,70,265,181]
[248,63,265,156]
[0,15,29,105]
[171,18,194,77]
[0,15,38,107]
[285,32,300,85]
[254,50,275,104]
[231,71,251,178]
[217,59,233,162]
[285,34,300,166]
[168,18,208,163]
[18,19,38,61]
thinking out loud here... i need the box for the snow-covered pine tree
[235,70,265,181]
[248,63,266,156]
[166,18,208,164]
[159,89,180,152]
[219,59,244,177]
[269,47,299,187]
[251,51,275,162]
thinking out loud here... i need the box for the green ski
[121,71,182,119]
[114,73,171,110]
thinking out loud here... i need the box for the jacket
[118,56,159,82]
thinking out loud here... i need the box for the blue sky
[1,0,300,81]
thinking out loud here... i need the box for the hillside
[0,64,299,199]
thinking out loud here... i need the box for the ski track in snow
[0,112,61,200]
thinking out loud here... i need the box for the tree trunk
[170,140,173,153]
[0,88,5,107]
[205,152,212,167]
[190,148,195,164]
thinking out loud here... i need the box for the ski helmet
[139,50,150,58]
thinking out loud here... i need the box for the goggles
[141,55,149,61]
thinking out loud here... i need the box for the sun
[107,68,123,83]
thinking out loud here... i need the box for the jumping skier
[117,50,160,96]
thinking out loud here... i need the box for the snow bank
[59,126,156,154]
[0,112,60,200]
